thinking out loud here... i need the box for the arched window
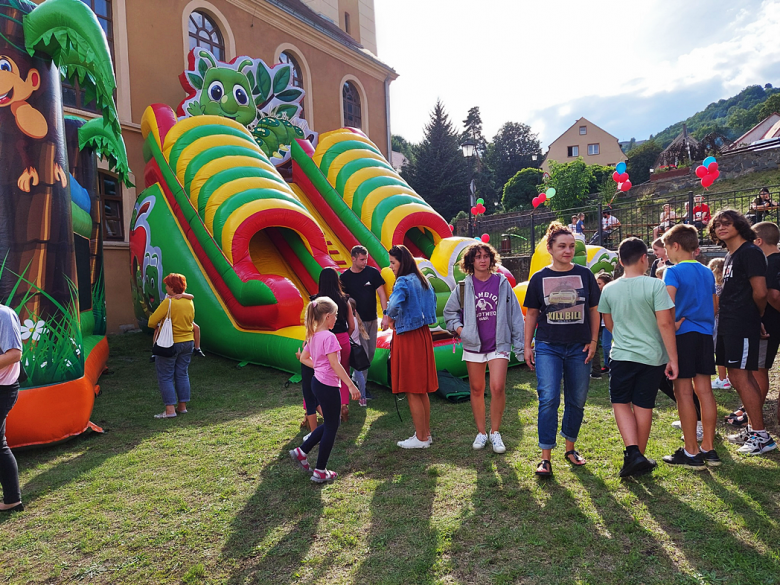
[279,51,305,119]
[343,81,361,129]
[188,10,225,60]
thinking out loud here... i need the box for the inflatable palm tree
[0,0,129,447]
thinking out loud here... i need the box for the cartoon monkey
[0,55,67,192]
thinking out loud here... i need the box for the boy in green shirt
[598,238,679,477]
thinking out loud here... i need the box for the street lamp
[461,138,478,237]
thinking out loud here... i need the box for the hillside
[634,84,780,150]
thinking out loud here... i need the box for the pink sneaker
[359,398,367,407]
[289,447,311,472]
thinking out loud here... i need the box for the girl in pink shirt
[290,297,360,483]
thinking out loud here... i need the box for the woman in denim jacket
[385,245,439,449]
[443,243,524,454]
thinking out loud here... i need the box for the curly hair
[458,243,501,275]
[709,209,755,248]
[545,221,573,248]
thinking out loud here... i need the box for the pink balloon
[708,161,718,172]
[448,224,454,232]
[612,171,620,182]
[695,165,708,178]
[481,234,490,243]
[701,175,715,189]
[709,169,720,181]
[618,172,629,182]
[620,180,632,192]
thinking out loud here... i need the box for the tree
[462,106,486,150]
[544,159,593,213]
[626,140,662,185]
[502,168,543,211]
[391,134,414,165]
[726,106,760,136]
[758,93,780,120]
[483,122,542,209]
[402,100,469,222]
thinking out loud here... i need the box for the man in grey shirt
[0,303,23,512]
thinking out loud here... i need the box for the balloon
[695,165,708,178]
[709,169,720,181]
[703,156,716,168]
[532,196,541,208]
[476,204,486,214]
[617,172,629,182]
[481,234,490,243]
[538,193,547,203]
[620,180,632,192]
[471,206,478,215]
[545,188,556,198]
[616,161,627,174]
[448,224,454,232]
[707,161,718,172]
[612,171,620,182]
[476,198,484,205]
[475,237,482,241]
[701,175,715,189]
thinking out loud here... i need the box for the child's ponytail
[304,296,339,341]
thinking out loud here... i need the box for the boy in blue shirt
[661,224,720,469]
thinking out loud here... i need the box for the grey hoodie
[443,274,525,356]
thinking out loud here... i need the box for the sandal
[311,469,337,483]
[153,411,177,419]
[564,450,586,466]
[535,459,553,477]
[725,412,749,428]
[724,405,745,420]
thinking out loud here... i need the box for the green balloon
[476,198,484,205]
[546,188,556,198]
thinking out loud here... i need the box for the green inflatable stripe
[168,124,257,173]
[352,176,412,218]
[212,188,300,246]
[71,201,92,238]
[371,195,423,236]
[197,167,295,219]
[184,146,267,192]
[292,141,389,267]
[318,140,382,177]
[334,158,394,195]
[79,310,95,338]
[405,226,436,258]
[280,228,322,284]
[145,137,276,306]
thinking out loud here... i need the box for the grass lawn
[2,332,780,584]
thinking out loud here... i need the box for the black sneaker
[601,366,610,374]
[365,392,374,400]
[590,373,602,379]
[662,448,706,470]
[193,348,206,357]
[700,449,722,467]
[619,450,657,478]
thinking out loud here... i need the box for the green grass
[1,333,779,584]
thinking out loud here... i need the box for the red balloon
[695,165,708,178]
[612,171,620,182]
[618,172,629,182]
[532,196,541,208]
[481,234,490,243]
[538,193,547,203]
[620,180,632,192]
[448,224,454,232]
[709,169,720,181]
[471,206,478,215]
[707,161,718,172]
[701,175,715,189]
[477,204,486,214]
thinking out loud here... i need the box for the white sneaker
[472,433,488,450]
[490,431,506,454]
[712,378,732,390]
[671,420,682,429]
[727,427,750,445]
[737,432,778,455]
[397,434,431,449]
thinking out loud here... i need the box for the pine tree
[403,100,469,223]
[462,106,486,150]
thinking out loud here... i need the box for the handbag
[349,338,370,371]
[152,299,175,357]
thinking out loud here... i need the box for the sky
[374,0,780,148]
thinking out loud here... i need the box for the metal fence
[466,184,780,255]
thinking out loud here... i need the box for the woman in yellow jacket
[148,273,195,419]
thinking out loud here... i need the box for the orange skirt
[390,325,438,394]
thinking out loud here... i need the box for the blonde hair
[304,296,338,341]
[708,257,724,286]
[655,264,667,279]
[348,298,369,340]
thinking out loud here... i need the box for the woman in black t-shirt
[523,222,601,477]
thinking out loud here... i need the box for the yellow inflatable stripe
[429,237,472,276]
[175,135,260,182]
[204,177,294,231]
[326,149,388,184]
[342,167,403,208]
[380,202,438,250]
[221,199,318,263]
[162,115,252,161]
[190,156,279,209]
[140,107,161,150]
[312,131,378,167]
[360,185,422,226]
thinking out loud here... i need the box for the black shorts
[758,337,780,370]
[609,360,666,409]
[676,331,716,379]
[716,335,760,371]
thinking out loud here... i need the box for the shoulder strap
[459,280,465,307]
[166,298,172,319]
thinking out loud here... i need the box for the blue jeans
[0,383,20,504]
[352,369,366,399]
[155,341,193,406]
[534,341,591,450]
[602,328,613,368]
